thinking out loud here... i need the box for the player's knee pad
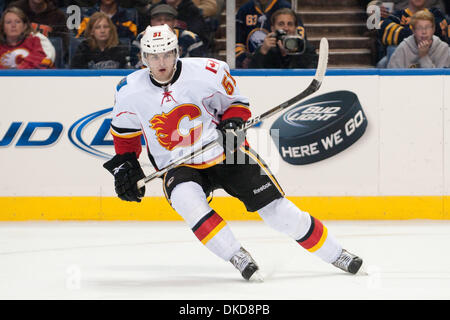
[170,181,212,228]
[258,197,311,240]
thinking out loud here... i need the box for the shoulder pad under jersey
[116,77,128,92]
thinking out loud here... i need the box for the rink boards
[0,68,449,220]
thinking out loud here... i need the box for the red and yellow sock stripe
[297,216,328,252]
[192,210,227,245]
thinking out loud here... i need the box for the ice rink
[0,220,449,300]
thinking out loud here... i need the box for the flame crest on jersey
[150,104,203,151]
[0,48,29,68]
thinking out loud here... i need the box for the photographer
[249,8,318,69]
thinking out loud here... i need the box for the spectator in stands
[114,0,153,33]
[70,11,128,68]
[155,0,211,51]
[152,0,218,19]
[53,0,96,7]
[192,0,219,49]
[249,8,317,69]
[387,10,450,68]
[0,6,55,68]
[375,0,449,67]
[130,3,205,67]
[7,0,68,64]
[191,0,217,18]
[366,0,447,17]
[76,0,138,40]
[236,0,307,69]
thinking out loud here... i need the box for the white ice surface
[0,220,449,300]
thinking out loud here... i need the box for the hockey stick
[137,38,329,188]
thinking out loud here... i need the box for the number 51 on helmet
[140,24,179,68]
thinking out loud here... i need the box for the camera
[275,29,305,55]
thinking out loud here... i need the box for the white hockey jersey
[110,58,251,171]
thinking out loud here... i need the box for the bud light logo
[68,107,114,159]
[283,100,342,128]
[0,122,63,147]
[0,107,144,159]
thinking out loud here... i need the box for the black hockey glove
[103,152,146,203]
[217,117,246,154]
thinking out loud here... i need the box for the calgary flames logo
[150,104,203,151]
[0,49,29,68]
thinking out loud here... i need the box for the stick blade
[314,37,329,84]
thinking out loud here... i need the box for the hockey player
[103,24,363,281]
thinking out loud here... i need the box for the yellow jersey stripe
[382,22,395,44]
[183,153,225,169]
[387,24,400,45]
[265,0,277,12]
[393,25,403,45]
[110,128,142,139]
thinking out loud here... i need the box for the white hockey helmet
[140,24,179,67]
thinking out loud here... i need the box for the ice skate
[230,247,264,282]
[332,249,363,274]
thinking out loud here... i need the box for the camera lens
[284,38,299,51]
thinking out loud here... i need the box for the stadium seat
[69,36,83,67]
[49,37,64,69]
[119,37,131,54]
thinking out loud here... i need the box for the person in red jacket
[0,6,54,68]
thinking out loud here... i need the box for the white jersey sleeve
[110,77,143,139]
[201,59,251,121]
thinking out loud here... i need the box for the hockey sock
[171,182,241,261]
[258,197,342,263]
[191,210,241,261]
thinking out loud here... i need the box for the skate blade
[249,271,264,282]
[356,262,369,276]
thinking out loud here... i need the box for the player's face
[413,20,434,41]
[146,50,177,83]
[150,14,176,29]
[272,14,296,35]
[3,12,26,40]
[92,18,111,42]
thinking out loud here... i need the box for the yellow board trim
[0,196,449,221]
